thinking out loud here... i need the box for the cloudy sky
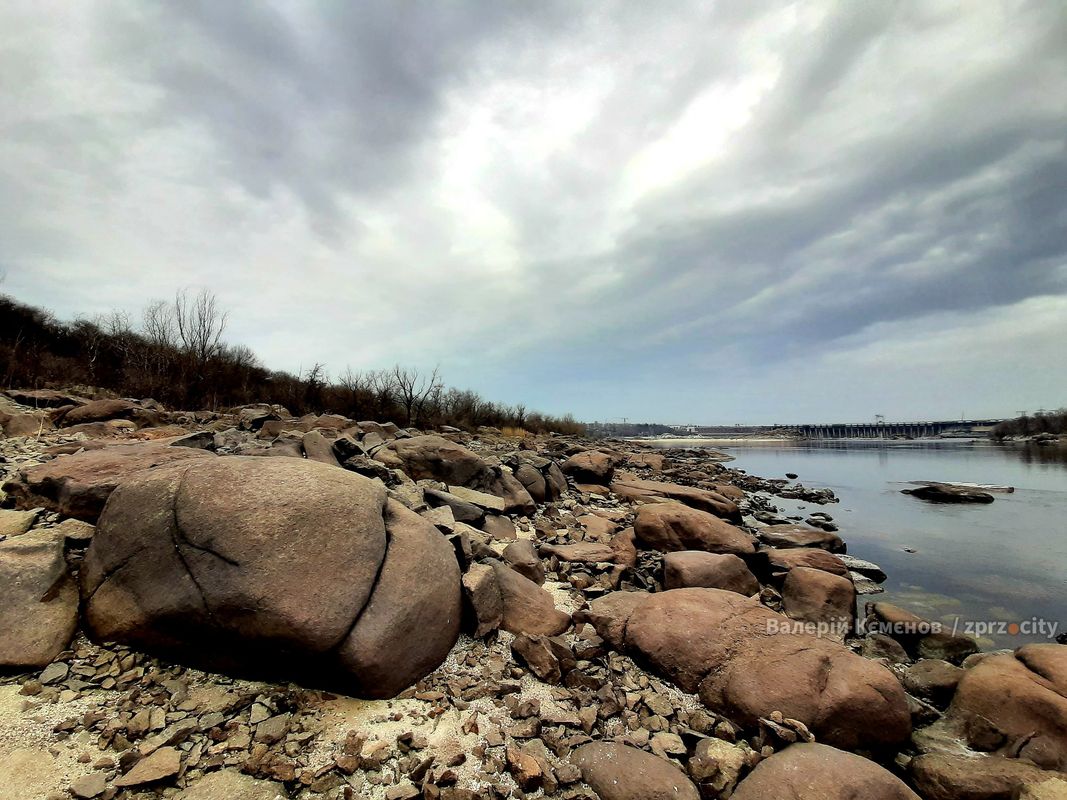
[3,1,1065,424]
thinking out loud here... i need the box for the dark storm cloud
[2,0,1066,421]
[96,1,575,228]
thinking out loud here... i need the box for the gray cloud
[2,0,1065,422]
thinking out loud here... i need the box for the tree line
[991,409,1067,440]
[0,290,584,434]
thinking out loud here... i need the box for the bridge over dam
[778,419,1006,439]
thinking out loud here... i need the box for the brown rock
[540,542,617,563]
[561,450,617,485]
[115,746,181,787]
[506,744,543,791]
[578,590,649,650]
[944,643,1067,771]
[1,441,215,522]
[781,566,855,634]
[635,503,755,555]
[374,436,535,514]
[732,743,919,800]
[0,530,78,667]
[69,772,106,799]
[0,509,39,537]
[481,515,516,540]
[607,588,909,752]
[663,551,759,595]
[902,659,963,707]
[501,539,544,585]
[572,741,699,800]
[4,388,88,408]
[490,561,569,637]
[610,527,639,567]
[909,752,1065,800]
[62,399,151,427]
[176,769,285,799]
[902,483,995,504]
[758,547,849,579]
[81,457,459,698]
[756,524,844,552]
[335,499,462,698]
[301,431,341,467]
[867,602,979,663]
[610,474,741,522]
[511,634,576,684]
[0,412,54,438]
[462,563,502,637]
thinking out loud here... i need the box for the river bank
[2,392,1066,798]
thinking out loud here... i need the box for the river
[648,439,1067,649]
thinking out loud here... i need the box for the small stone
[506,744,543,791]
[69,773,107,799]
[384,783,420,800]
[114,746,181,787]
[254,713,291,745]
[39,662,69,685]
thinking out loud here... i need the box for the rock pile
[1,388,1064,800]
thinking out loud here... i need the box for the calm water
[654,439,1067,649]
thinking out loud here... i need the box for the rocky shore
[1,390,1065,799]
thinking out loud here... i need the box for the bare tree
[174,289,228,369]
[392,365,443,427]
[171,289,228,407]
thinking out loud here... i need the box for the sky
[2,1,1065,425]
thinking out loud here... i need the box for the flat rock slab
[175,769,285,799]
[115,746,181,787]
[0,529,78,667]
[0,508,39,537]
[756,524,845,552]
[446,485,506,512]
[2,441,216,522]
[611,473,741,522]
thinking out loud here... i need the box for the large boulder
[756,524,845,552]
[942,644,1067,771]
[373,435,535,514]
[866,602,979,663]
[572,742,700,800]
[374,434,488,484]
[61,398,156,427]
[0,411,54,438]
[757,547,850,580]
[506,453,568,503]
[2,441,216,522]
[0,529,78,667]
[3,388,89,408]
[610,473,742,522]
[663,551,759,595]
[909,752,1067,800]
[587,589,910,752]
[489,561,569,637]
[561,450,617,485]
[781,566,856,635]
[635,503,755,556]
[80,457,461,698]
[731,743,920,800]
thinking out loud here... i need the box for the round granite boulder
[81,457,461,698]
